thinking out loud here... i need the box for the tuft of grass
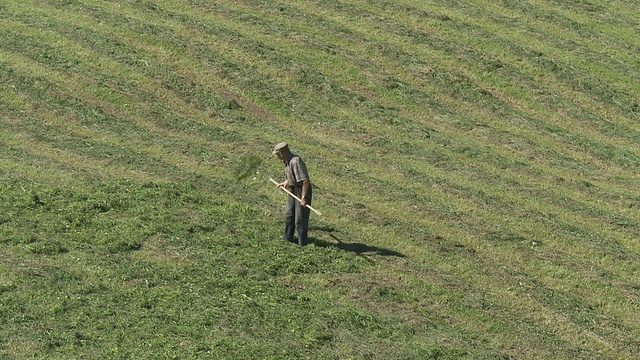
[233,154,264,181]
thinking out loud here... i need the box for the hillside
[1,0,639,358]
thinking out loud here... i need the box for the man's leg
[284,195,296,243]
[295,187,312,246]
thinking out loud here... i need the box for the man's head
[272,142,291,161]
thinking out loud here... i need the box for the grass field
[1,0,639,358]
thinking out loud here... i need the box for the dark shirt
[285,153,309,188]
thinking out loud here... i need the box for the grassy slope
[1,0,639,358]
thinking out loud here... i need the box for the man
[272,142,312,246]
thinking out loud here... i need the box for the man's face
[276,151,286,161]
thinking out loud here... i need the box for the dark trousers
[284,185,312,246]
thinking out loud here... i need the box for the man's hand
[277,180,288,189]
[300,197,307,207]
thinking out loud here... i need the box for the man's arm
[300,178,309,206]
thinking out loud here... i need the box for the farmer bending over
[272,142,312,246]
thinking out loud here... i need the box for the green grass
[1,0,639,358]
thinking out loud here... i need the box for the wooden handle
[269,178,322,216]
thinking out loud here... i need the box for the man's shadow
[310,225,406,259]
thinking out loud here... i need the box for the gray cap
[272,142,289,155]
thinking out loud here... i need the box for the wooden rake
[269,178,322,216]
